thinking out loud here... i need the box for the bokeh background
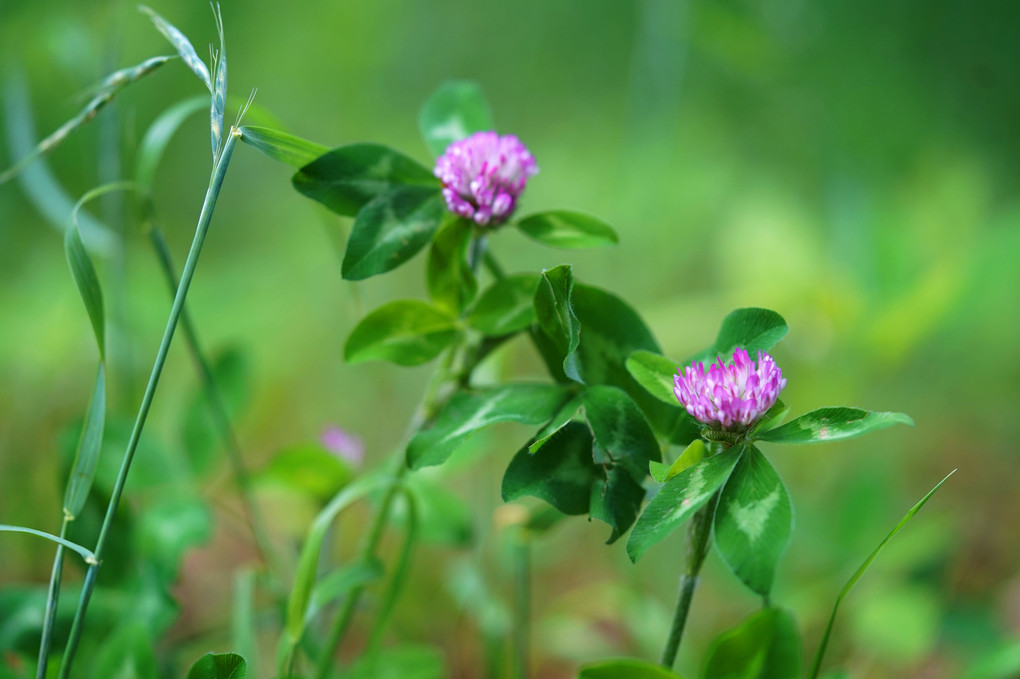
[1,1,1018,677]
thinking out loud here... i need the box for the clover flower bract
[674,348,786,431]
[434,131,538,226]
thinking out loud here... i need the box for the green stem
[511,529,531,679]
[315,237,489,678]
[366,488,417,655]
[148,226,280,578]
[35,519,70,678]
[660,490,720,669]
[57,129,239,679]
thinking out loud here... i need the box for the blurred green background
[1,0,1018,677]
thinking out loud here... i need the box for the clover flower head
[673,348,786,431]
[434,131,538,226]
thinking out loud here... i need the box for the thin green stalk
[366,488,417,655]
[511,529,531,679]
[315,238,490,679]
[661,490,720,669]
[148,226,281,578]
[57,129,239,679]
[35,519,70,678]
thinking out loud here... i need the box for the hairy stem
[57,129,239,679]
[661,490,720,669]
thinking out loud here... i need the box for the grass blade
[1,72,114,250]
[0,56,172,185]
[0,526,96,563]
[238,125,329,167]
[808,469,956,679]
[140,5,212,91]
[62,366,107,520]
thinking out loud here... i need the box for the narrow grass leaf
[516,210,619,249]
[238,125,328,168]
[703,607,802,679]
[136,96,209,189]
[467,274,541,337]
[808,470,955,679]
[293,144,439,217]
[0,525,95,563]
[64,212,109,357]
[342,186,446,280]
[0,56,172,185]
[2,72,114,249]
[419,80,494,157]
[757,407,914,444]
[408,384,572,469]
[626,447,743,563]
[308,558,384,622]
[62,365,106,520]
[286,473,393,647]
[344,300,459,366]
[141,6,213,91]
[713,446,793,597]
[186,652,247,679]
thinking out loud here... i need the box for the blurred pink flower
[434,131,538,226]
[321,426,364,466]
[674,348,786,431]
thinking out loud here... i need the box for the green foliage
[136,495,212,582]
[186,652,247,679]
[307,559,384,621]
[626,447,742,562]
[62,365,106,520]
[93,623,159,679]
[713,446,793,597]
[343,644,445,679]
[758,407,914,444]
[534,264,581,378]
[650,439,707,483]
[292,144,438,218]
[419,80,494,157]
[238,125,328,168]
[210,3,228,158]
[686,308,789,365]
[344,299,459,366]
[427,217,478,314]
[626,350,681,406]
[578,658,686,678]
[341,186,446,280]
[501,421,644,543]
[467,274,541,336]
[256,444,354,501]
[407,384,572,468]
[515,210,619,249]
[181,346,251,477]
[702,608,801,679]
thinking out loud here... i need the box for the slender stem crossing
[57,129,239,679]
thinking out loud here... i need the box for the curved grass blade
[140,6,212,91]
[210,3,227,158]
[283,473,394,668]
[238,126,328,168]
[0,526,96,563]
[62,365,106,520]
[0,56,172,185]
[808,469,956,679]
[136,96,210,189]
[232,569,259,679]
